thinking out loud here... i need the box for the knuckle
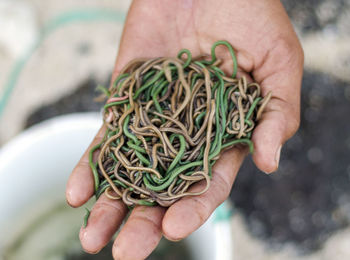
[283,105,300,139]
[76,159,90,169]
[94,200,125,216]
[132,215,160,230]
[271,36,304,70]
[275,37,295,55]
[281,100,300,137]
[191,196,212,223]
[270,97,300,139]
[211,171,231,203]
[289,113,300,136]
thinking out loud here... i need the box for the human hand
[66,0,304,259]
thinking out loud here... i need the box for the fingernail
[275,145,282,170]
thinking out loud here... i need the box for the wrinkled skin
[66,0,304,259]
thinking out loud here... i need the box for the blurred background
[0,0,349,259]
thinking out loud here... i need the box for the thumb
[251,38,304,173]
[252,97,300,173]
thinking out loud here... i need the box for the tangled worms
[89,41,271,207]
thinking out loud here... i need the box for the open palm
[66,0,303,259]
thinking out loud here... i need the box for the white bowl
[0,113,233,260]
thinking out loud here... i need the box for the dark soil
[230,71,350,253]
[25,78,105,128]
[281,0,349,33]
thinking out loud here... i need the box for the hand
[66,0,304,259]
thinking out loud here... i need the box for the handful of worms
[89,41,271,207]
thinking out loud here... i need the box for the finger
[79,194,127,254]
[113,206,166,260]
[252,37,304,173]
[162,147,246,241]
[66,126,106,207]
[251,97,300,173]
